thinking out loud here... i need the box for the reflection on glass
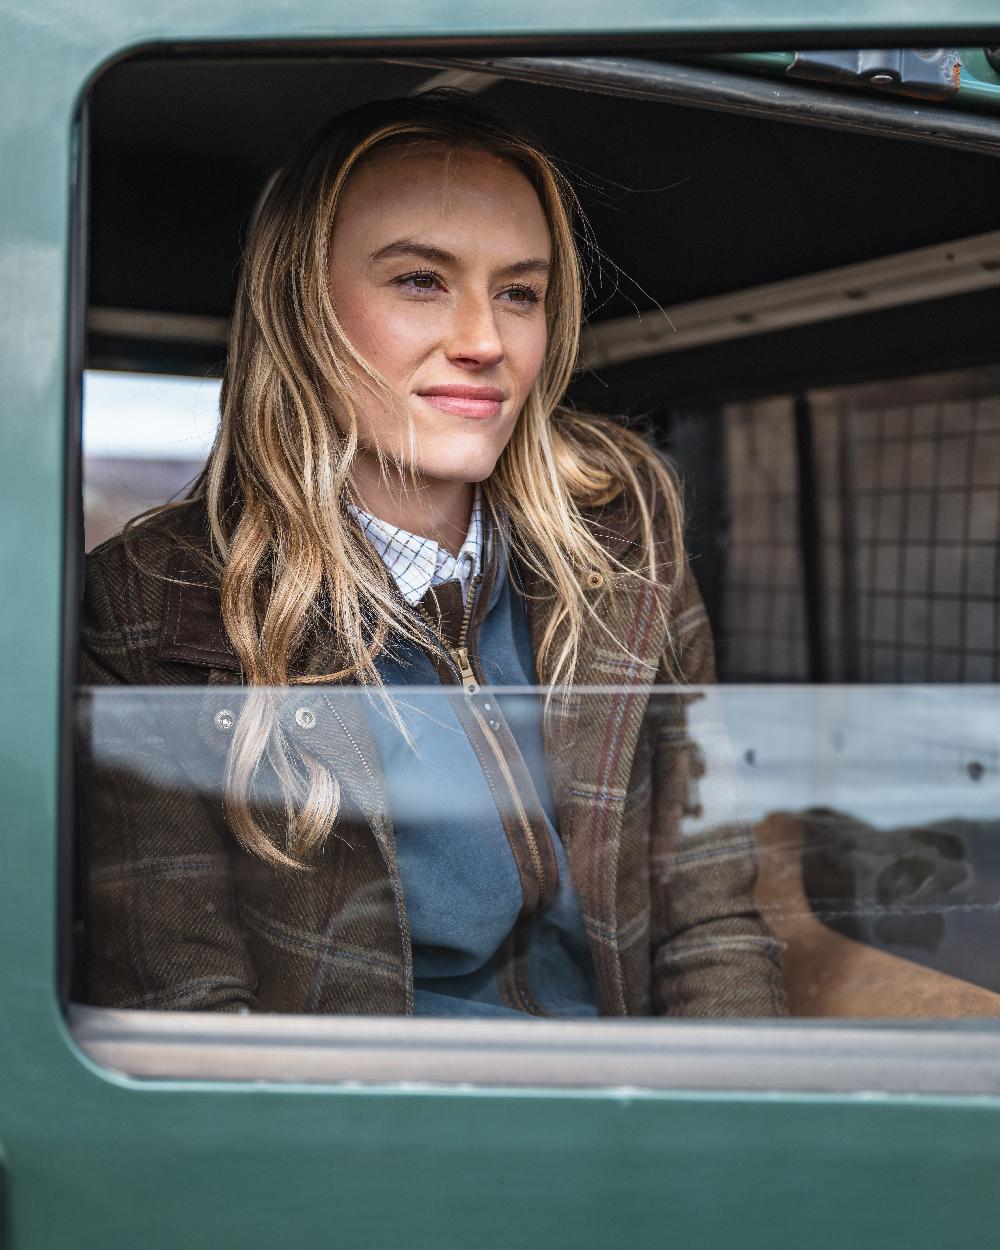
[82,370,219,550]
[75,685,1000,1020]
[696,685,1000,1017]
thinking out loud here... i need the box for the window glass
[83,370,218,549]
[76,683,1000,1018]
[73,50,1000,1052]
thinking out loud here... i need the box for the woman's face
[328,144,552,487]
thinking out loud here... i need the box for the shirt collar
[347,485,484,606]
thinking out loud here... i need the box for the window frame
[65,35,1000,1094]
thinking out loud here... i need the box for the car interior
[76,48,1000,1019]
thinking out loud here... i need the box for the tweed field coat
[78,481,787,1018]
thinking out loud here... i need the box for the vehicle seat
[753,811,1000,1017]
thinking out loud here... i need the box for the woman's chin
[412,463,496,487]
[410,446,504,485]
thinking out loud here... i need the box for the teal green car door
[4,1,1000,1247]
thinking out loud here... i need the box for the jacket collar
[157,489,643,675]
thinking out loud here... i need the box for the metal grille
[719,370,1000,683]
[841,397,1000,682]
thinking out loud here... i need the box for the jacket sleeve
[648,561,788,1017]
[79,553,259,1012]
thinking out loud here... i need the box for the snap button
[213,708,235,732]
[295,706,317,730]
[585,569,604,590]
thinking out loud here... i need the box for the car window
[71,47,1000,1085]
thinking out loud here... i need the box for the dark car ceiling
[86,54,1000,407]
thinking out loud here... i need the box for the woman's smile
[416,383,507,419]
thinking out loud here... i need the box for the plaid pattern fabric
[347,485,483,605]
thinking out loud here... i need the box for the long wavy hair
[174,89,686,868]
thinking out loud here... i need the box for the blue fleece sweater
[365,551,599,1018]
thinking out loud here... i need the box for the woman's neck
[349,459,475,557]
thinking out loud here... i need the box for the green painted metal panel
[957,47,1000,108]
[3,0,1000,1246]
[717,47,1000,110]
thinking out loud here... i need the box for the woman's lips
[417,385,505,420]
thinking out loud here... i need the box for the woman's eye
[396,271,442,294]
[499,285,542,307]
[392,272,542,305]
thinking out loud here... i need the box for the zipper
[467,690,548,897]
[415,568,548,898]
[412,540,552,906]
[458,585,548,901]
[450,571,481,694]
[415,572,482,694]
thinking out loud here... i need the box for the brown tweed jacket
[78,483,787,1018]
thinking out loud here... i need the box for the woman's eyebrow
[368,240,455,266]
[502,257,551,278]
[368,239,550,277]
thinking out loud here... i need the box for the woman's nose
[444,293,505,368]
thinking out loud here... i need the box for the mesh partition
[719,370,1000,684]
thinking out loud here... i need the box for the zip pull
[451,646,480,695]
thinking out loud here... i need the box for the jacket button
[295,706,317,729]
[585,569,604,589]
[213,709,235,732]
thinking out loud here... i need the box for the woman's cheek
[369,299,442,378]
[515,321,549,393]
[335,288,412,370]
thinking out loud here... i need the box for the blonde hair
[182,89,685,868]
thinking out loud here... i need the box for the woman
[79,89,786,1018]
